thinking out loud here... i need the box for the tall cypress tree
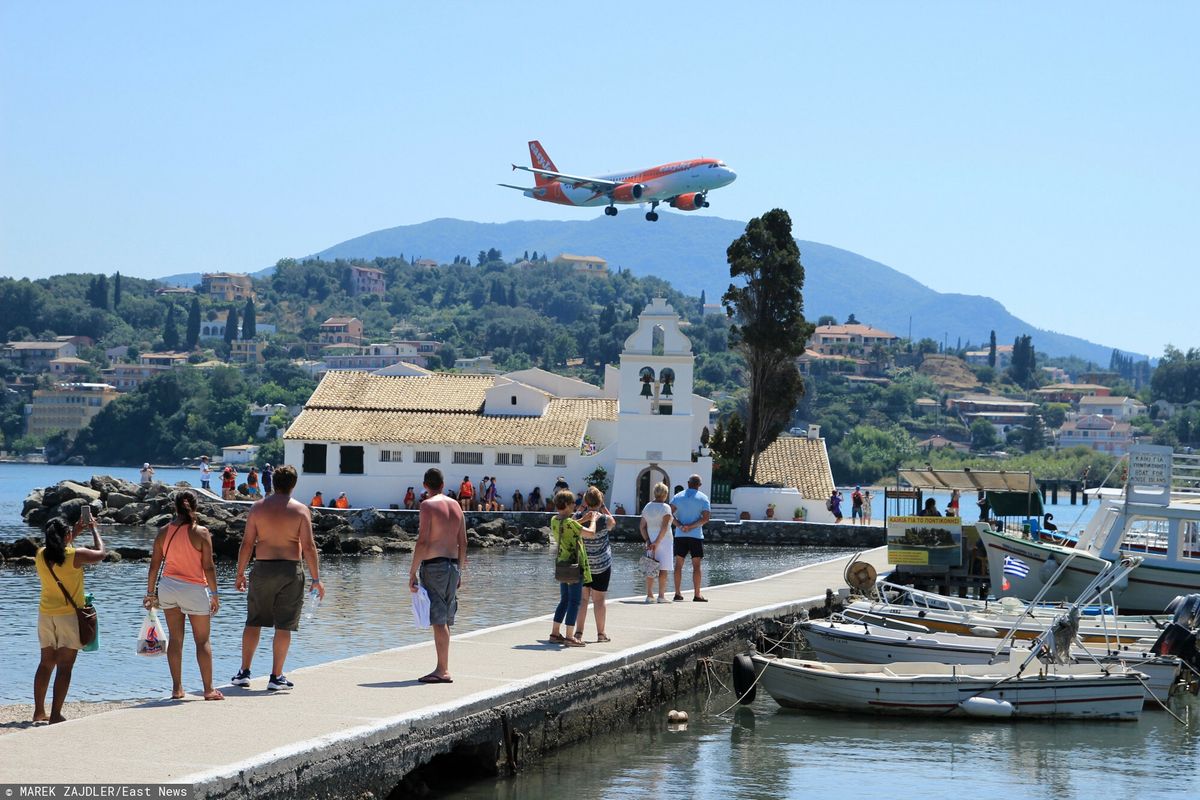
[988,330,997,368]
[224,306,239,344]
[185,297,201,350]
[162,304,180,350]
[113,272,122,308]
[95,274,109,310]
[242,298,256,339]
[722,209,815,483]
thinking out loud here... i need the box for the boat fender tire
[732,654,757,704]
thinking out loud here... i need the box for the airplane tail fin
[528,141,558,187]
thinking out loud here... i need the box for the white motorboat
[745,654,1146,720]
[800,618,1180,704]
[980,446,1200,614]
[841,597,1161,644]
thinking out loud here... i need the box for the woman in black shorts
[574,486,615,643]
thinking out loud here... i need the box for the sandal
[564,637,587,647]
[596,634,611,643]
[549,633,567,643]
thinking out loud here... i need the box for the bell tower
[612,298,712,512]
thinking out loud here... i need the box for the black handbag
[47,561,97,647]
[552,517,583,584]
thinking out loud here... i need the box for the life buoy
[732,653,757,705]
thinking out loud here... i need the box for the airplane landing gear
[701,193,710,208]
[605,205,618,216]
[646,200,660,222]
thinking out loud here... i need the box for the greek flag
[1003,556,1030,578]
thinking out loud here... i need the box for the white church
[283,299,714,511]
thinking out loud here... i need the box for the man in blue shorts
[671,474,711,602]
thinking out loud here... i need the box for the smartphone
[80,505,92,525]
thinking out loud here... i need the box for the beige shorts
[158,575,212,616]
[38,612,82,650]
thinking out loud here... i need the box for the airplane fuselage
[524,158,736,207]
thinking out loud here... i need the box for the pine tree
[113,272,122,308]
[162,304,180,350]
[185,297,201,349]
[224,306,239,344]
[242,298,256,339]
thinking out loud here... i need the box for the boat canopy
[897,467,1037,493]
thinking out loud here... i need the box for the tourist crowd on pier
[28,463,711,718]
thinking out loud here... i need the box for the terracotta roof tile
[753,437,835,499]
[286,372,617,447]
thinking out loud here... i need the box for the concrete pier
[0,547,889,797]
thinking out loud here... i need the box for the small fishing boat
[742,655,1146,721]
[800,618,1181,704]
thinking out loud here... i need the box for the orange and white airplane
[499,141,736,221]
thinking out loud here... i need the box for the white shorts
[652,536,674,571]
[158,575,212,616]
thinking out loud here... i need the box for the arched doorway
[635,465,670,513]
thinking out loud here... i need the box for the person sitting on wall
[310,491,323,508]
[334,492,350,509]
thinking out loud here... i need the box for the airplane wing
[497,183,535,191]
[511,164,623,192]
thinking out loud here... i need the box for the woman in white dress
[639,483,674,603]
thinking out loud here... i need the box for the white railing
[1173,452,1200,495]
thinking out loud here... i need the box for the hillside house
[964,344,1014,369]
[1058,415,1135,455]
[2,341,78,373]
[810,324,899,358]
[554,253,608,275]
[27,382,118,438]
[201,272,255,302]
[349,265,386,296]
[1076,395,1146,421]
[319,317,364,346]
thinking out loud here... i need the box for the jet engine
[669,192,706,211]
[611,183,645,202]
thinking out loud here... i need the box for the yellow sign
[891,516,962,524]
[888,548,930,565]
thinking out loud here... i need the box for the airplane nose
[723,168,737,184]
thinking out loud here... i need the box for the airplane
[499,141,737,221]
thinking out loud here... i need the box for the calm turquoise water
[444,690,1198,800]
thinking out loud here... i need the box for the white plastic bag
[411,585,431,629]
[136,609,167,657]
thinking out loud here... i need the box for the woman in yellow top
[34,516,106,724]
[548,490,596,647]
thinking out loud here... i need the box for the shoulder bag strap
[45,560,81,612]
[153,524,183,594]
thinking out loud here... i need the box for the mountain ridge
[162,214,1140,365]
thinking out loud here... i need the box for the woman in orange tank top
[145,491,223,700]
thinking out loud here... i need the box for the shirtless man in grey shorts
[232,465,323,691]
[409,467,467,683]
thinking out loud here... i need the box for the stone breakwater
[6,476,553,565]
[5,476,885,567]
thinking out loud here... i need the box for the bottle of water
[304,587,322,622]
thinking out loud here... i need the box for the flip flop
[204,689,226,701]
[693,597,709,602]
[564,638,587,647]
[418,673,454,683]
[596,634,611,643]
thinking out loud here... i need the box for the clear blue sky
[2,2,1196,356]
